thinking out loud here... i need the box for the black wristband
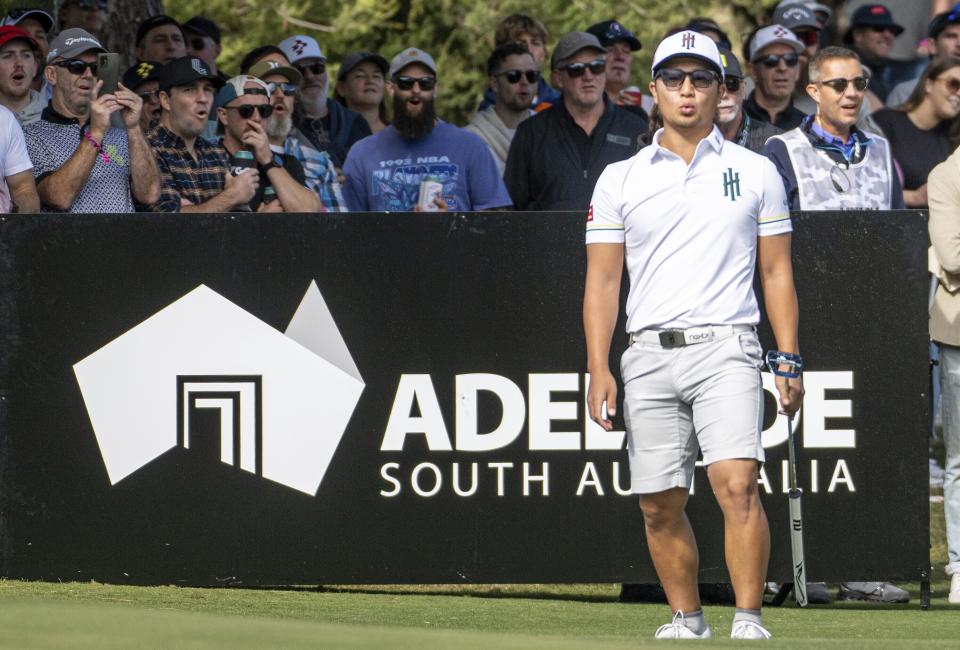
[260,159,279,172]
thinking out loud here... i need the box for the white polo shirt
[586,126,791,333]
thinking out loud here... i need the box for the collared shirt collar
[650,124,724,162]
[41,101,86,126]
[801,114,873,162]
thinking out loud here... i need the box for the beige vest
[928,148,960,346]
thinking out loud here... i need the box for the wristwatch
[260,159,279,172]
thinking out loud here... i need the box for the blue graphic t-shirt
[342,120,512,212]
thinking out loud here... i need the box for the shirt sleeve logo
[587,205,594,222]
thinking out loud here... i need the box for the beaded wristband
[83,130,111,164]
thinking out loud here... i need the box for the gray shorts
[620,329,765,494]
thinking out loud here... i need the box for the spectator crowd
[0,0,955,609]
[0,1,955,217]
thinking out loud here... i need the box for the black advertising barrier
[0,211,930,588]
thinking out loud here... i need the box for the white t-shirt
[0,104,33,213]
[586,126,791,332]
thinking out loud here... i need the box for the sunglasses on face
[53,58,97,75]
[295,62,325,76]
[818,76,869,93]
[78,0,108,9]
[869,25,896,34]
[793,29,821,47]
[225,104,274,118]
[266,81,298,95]
[939,76,960,94]
[138,90,160,103]
[495,69,539,84]
[563,59,605,77]
[723,76,742,92]
[655,68,719,89]
[755,52,800,68]
[189,37,208,51]
[393,75,436,91]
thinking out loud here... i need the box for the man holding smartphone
[23,28,160,212]
[584,30,802,639]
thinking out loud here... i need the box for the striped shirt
[148,124,229,213]
[586,125,791,332]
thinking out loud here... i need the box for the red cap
[0,25,39,51]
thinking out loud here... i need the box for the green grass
[0,502,956,648]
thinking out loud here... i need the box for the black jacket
[296,99,371,168]
[504,97,647,211]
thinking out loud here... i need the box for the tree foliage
[166,0,783,124]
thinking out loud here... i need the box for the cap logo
[191,58,208,76]
[64,36,98,47]
[137,62,154,79]
[292,39,307,55]
[682,32,696,49]
[773,26,789,38]
[784,8,805,20]
[610,23,623,35]
[720,53,728,67]
[871,6,885,15]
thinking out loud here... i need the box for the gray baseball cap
[551,31,605,70]
[47,28,105,63]
[389,47,436,77]
[772,3,820,32]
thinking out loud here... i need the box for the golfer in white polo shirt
[584,30,804,640]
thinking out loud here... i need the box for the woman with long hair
[873,57,960,207]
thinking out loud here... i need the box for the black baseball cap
[136,14,182,47]
[337,51,389,81]
[930,7,960,39]
[586,20,642,51]
[122,61,161,91]
[183,16,221,45]
[718,47,743,79]
[843,4,904,44]
[158,56,223,92]
[685,17,732,51]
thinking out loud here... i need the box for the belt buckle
[659,330,685,348]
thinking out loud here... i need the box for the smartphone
[97,53,121,96]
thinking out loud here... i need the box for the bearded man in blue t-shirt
[342,47,512,212]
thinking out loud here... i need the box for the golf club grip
[789,488,807,607]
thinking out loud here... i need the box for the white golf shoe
[950,573,960,604]
[730,620,772,639]
[654,611,712,639]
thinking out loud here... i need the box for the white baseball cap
[748,25,804,61]
[278,35,325,64]
[651,30,724,78]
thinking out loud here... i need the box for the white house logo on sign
[73,282,364,496]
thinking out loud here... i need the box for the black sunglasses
[189,37,208,52]
[53,59,97,75]
[755,52,800,68]
[495,69,539,84]
[869,25,897,34]
[655,68,719,89]
[266,81,298,96]
[563,59,605,77]
[723,76,742,92]
[138,90,160,103]
[225,104,274,118]
[295,62,325,76]
[393,75,436,91]
[818,76,869,93]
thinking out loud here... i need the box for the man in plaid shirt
[148,56,258,212]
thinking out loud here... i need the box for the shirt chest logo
[722,167,741,202]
